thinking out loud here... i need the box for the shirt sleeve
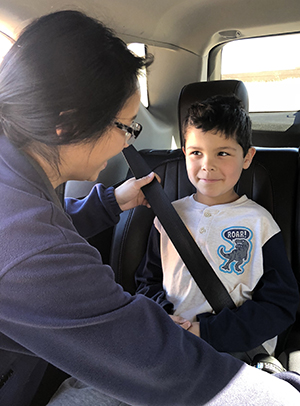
[199,232,300,352]
[64,184,122,238]
[135,224,174,313]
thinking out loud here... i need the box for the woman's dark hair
[182,95,252,156]
[0,10,152,165]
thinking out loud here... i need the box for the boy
[135,95,299,356]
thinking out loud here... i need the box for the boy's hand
[169,315,192,330]
[187,322,200,337]
[114,172,155,211]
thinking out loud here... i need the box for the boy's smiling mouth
[199,178,221,183]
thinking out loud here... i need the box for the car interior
[0,0,300,404]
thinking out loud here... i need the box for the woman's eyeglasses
[114,121,142,144]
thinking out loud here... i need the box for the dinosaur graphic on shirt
[218,227,252,275]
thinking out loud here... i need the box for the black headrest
[178,80,249,145]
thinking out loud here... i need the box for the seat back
[110,149,193,294]
[178,80,249,145]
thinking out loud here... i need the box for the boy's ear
[182,146,186,156]
[243,147,256,169]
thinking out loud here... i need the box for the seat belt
[122,145,267,359]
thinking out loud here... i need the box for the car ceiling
[1,0,300,55]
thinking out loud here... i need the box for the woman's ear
[243,147,256,169]
[56,109,76,137]
[56,126,63,137]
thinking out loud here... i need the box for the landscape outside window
[221,33,300,130]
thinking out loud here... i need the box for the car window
[220,33,300,131]
[127,43,149,107]
[0,31,13,62]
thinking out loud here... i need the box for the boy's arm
[135,224,174,313]
[198,232,299,353]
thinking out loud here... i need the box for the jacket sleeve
[64,184,122,239]
[135,224,174,313]
[0,232,250,406]
[199,232,300,352]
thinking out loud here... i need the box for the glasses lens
[130,122,142,136]
[114,121,142,144]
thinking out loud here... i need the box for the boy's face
[183,128,255,206]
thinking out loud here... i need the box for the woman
[1,9,300,406]
[0,10,155,406]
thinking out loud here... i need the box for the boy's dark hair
[182,95,252,156]
[0,10,153,167]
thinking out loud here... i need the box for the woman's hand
[114,172,155,211]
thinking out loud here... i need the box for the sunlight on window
[171,135,177,150]
[221,33,300,112]
[0,32,13,63]
[128,43,149,107]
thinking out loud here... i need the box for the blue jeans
[47,378,130,406]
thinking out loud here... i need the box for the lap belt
[122,145,267,361]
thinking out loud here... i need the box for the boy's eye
[191,151,201,156]
[218,151,230,156]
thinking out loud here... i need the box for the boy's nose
[202,158,215,172]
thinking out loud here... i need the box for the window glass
[0,32,13,62]
[221,33,300,130]
[127,43,149,107]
